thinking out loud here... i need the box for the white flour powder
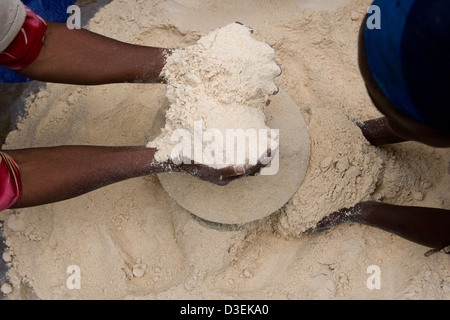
[147,23,281,168]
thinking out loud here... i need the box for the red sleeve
[0,5,48,70]
[0,152,22,211]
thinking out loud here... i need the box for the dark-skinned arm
[4,146,251,209]
[358,117,408,146]
[311,201,450,251]
[16,21,171,85]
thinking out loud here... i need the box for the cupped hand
[170,148,276,186]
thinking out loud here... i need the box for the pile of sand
[0,0,449,299]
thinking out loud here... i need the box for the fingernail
[235,165,245,174]
[273,87,279,95]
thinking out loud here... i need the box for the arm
[358,117,407,146]
[16,21,171,85]
[312,201,450,251]
[4,146,249,208]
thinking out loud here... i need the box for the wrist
[352,201,379,223]
[162,158,189,173]
[134,47,173,83]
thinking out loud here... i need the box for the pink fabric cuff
[0,5,47,70]
[0,152,22,211]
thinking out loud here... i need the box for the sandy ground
[0,0,449,300]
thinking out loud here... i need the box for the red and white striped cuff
[0,5,47,70]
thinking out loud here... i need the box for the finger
[247,166,263,176]
[244,148,278,176]
[220,165,254,181]
[243,161,265,177]
[214,165,247,177]
[276,61,282,76]
[273,85,279,95]
[314,209,351,230]
[235,21,253,33]
[233,165,246,175]
[257,148,276,167]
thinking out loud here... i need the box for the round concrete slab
[157,89,310,225]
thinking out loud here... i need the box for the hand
[177,162,247,186]
[170,148,276,186]
[304,201,450,252]
[357,117,407,146]
[305,202,363,233]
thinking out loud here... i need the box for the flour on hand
[147,23,281,169]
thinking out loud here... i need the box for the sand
[0,0,449,300]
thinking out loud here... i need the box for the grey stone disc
[156,89,310,225]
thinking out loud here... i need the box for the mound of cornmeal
[147,23,281,169]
